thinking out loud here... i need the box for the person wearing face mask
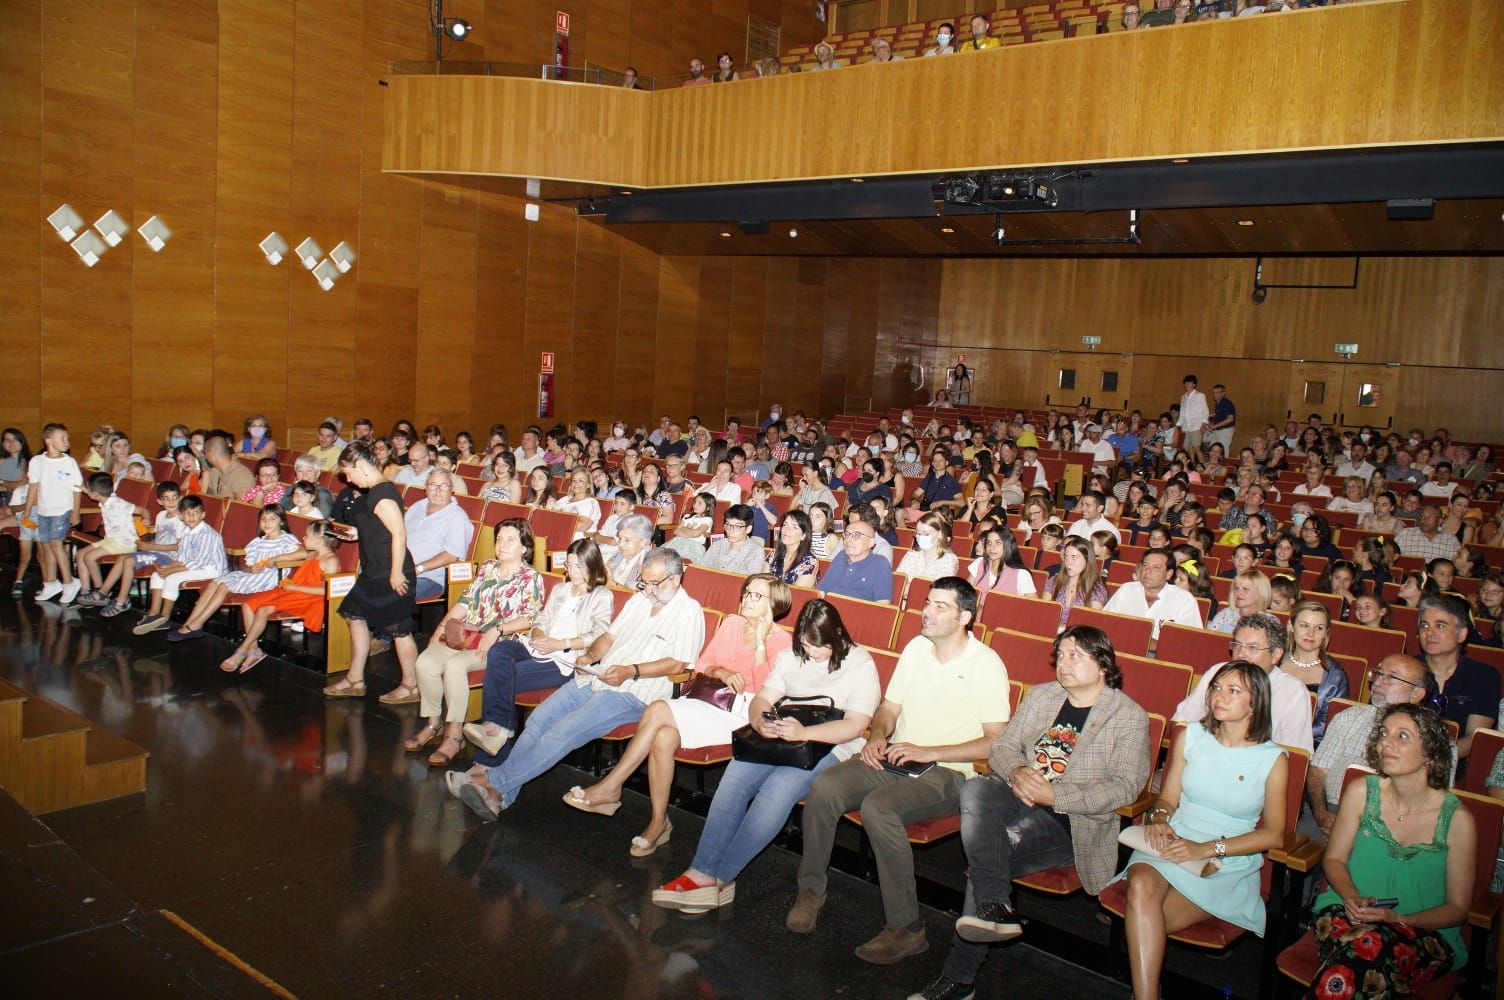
[847,458,893,508]
[238,414,276,458]
[158,424,191,459]
[603,421,631,453]
[897,513,959,582]
[761,404,784,431]
[924,22,957,56]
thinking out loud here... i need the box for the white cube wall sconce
[294,237,323,270]
[93,209,131,247]
[70,230,109,267]
[312,259,340,292]
[329,241,357,273]
[260,232,289,264]
[137,215,172,251]
[48,204,86,241]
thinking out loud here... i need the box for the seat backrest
[1327,620,1407,670]
[1458,728,1504,795]
[986,627,1057,686]
[1068,605,1154,658]
[682,564,746,615]
[865,645,900,693]
[786,585,820,625]
[904,575,932,612]
[1156,623,1233,673]
[528,507,579,557]
[1009,679,1027,713]
[196,494,228,531]
[1117,654,1193,722]
[978,591,1059,637]
[823,593,900,649]
[219,501,263,551]
[1453,788,1504,915]
[893,610,923,651]
[453,493,485,520]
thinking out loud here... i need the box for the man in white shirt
[1176,374,1210,460]
[1104,549,1203,645]
[1418,462,1459,500]
[394,443,436,487]
[1065,491,1121,544]
[404,470,475,600]
[1080,424,1117,475]
[1172,614,1314,753]
[513,429,547,475]
[455,548,705,819]
[1333,442,1376,482]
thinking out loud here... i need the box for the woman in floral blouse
[408,517,543,766]
[239,458,288,506]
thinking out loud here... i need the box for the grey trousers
[797,755,966,929]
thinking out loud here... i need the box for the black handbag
[731,695,844,770]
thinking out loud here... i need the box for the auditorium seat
[823,593,899,649]
[978,591,1059,637]
[1115,654,1193,723]
[1156,623,1232,673]
[1067,606,1153,657]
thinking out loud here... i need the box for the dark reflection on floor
[2,581,1235,999]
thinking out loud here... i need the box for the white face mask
[904,452,918,462]
[900,415,912,425]
[249,426,266,439]
[937,32,951,45]
[916,534,936,551]
[613,426,624,436]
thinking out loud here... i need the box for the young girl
[1359,492,1401,534]
[1282,600,1349,742]
[1472,572,1503,643]
[479,450,518,502]
[1091,531,1119,577]
[1268,533,1304,576]
[171,446,202,495]
[1396,570,1438,608]
[521,467,554,510]
[454,431,483,468]
[1352,536,1391,595]
[897,512,959,581]
[1350,593,1390,629]
[1316,559,1358,617]
[967,526,1037,596]
[1145,524,1174,552]
[664,492,715,562]
[1041,537,1106,631]
[288,482,324,520]
[225,521,343,672]
[1035,522,1066,570]
[1220,543,1260,580]
[168,505,303,642]
[869,494,900,547]
[807,502,835,560]
[1175,557,1216,620]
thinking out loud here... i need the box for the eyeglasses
[1370,669,1427,691]
[636,574,672,591]
[742,590,769,603]
[723,520,749,529]
[1228,641,1271,654]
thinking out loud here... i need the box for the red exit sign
[555,10,570,35]
[540,352,555,373]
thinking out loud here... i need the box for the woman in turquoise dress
[1308,704,1476,998]
[1118,661,1290,1000]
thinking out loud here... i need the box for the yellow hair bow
[1180,559,1200,578]
[1274,573,1296,583]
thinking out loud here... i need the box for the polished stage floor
[1,576,1258,999]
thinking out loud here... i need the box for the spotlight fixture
[941,172,1072,209]
[137,215,172,251]
[1236,219,1255,227]
[940,227,955,234]
[787,227,798,238]
[524,203,540,222]
[259,232,289,264]
[329,240,358,273]
[93,209,131,247]
[70,230,108,267]
[47,203,85,241]
[992,215,1005,245]
[719,231,732,238]
[443,17,472,41]
[294,237,323,270]
[431,1,477,61]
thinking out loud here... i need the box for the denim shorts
[35,512,71,543]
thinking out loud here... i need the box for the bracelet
[632,663,640,680]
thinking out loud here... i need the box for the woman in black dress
[323,441,421,703]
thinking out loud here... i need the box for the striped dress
[213,533,301,593]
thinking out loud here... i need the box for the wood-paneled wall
[0,0,825,453]
[894,256,1504,441]
[384,0,1504,189]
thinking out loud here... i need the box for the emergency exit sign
[556,11,570,35]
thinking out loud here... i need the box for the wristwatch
[1213,838,1228,860]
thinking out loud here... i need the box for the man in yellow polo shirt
[304,422,344,472]
[960,13,997,51]
[788,577,1010,964]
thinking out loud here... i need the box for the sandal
[219,651,247,673]
[378,683,421,705]
[323,677,367,698]
[427,736,466,767]
[562,785,622,817]
[404,723,442,753]
[630,820,673,858]
[238,648,268,673]
[458,775,503,821]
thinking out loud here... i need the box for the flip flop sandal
[219,652,246,673]
[238,648,268,673]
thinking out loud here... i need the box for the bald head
[1369,653,1430,709]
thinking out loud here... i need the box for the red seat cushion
[1100,879,1248,950]
[602,723,637,740]
[1015,864,1082,896]
[674,744,733,765]
[843,809,961,844]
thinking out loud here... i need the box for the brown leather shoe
[784,890,826,934]
[854,924,929,965]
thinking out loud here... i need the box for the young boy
[132,495,227,634]
[71,474,141,606]
[26,423,83,602]
[587,487,636,558]
[99,481,184,617]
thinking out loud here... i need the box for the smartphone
[761,711,780,722]
[1370,897,1399,910]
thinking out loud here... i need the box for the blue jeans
[482,638,569,733]
[482,679,645,807]
[691,753,841,884]
[415,577,443,601]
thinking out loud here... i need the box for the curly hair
[1365,704,1452,790]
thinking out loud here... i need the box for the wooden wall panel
[41,0,138,439]
[654,258,701,421]
[415,184,480,433]
[0,0,44,432]
[613,240,662,430]
[130,0,217,444]
[470,192,530,438]
[725,258,768,425]
[693,260,734,425]
[214,0,293,436]
[789,259,828,417]
[571,219,623,427]
[757,259,799,427]
[524,202,580,424]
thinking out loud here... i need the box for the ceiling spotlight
[329,240,358,273]
[93,209,131,247]
[137,215,172,251]
[47,203,85,241]
[70,230,108,267]
[1171,158,1190,164]
[788,228,798,238]
[294,237,323,270]
[312,259,340,292]
[719,231,732,238]
[849,178,865,184]
[260,232,289,264]
[940,227,955,234]
[1237,219,1255,227]
[443,17,472,41]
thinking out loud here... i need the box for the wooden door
[1043,352,1134,413]
[1287,361,1402,431]
[1287,361,1346,427]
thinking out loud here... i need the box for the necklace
[1288,654,1322,670]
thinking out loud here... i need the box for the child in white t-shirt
[99,481,184,618]
[71,473,145,606]
[25,422,83,602]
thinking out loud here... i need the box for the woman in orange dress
[225,521,342,673]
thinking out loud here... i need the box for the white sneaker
[34,581,62,603]
[58,580,83,604]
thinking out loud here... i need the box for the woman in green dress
[1308,704,1476,998]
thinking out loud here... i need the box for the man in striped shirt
[133,495,229,634]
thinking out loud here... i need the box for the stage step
[0,677,149,814]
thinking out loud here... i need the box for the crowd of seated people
[6,384,1503,999]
